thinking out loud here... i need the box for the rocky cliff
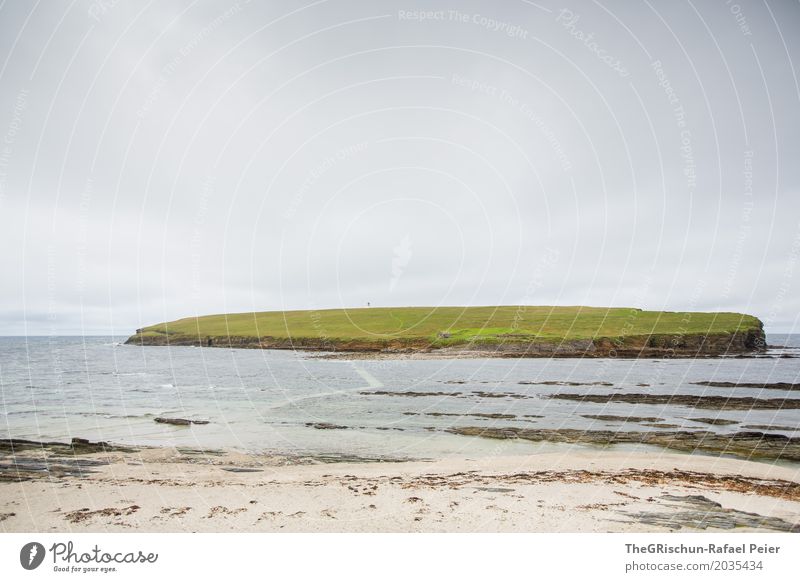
[125,323,766,358]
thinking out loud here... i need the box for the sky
[0,0,799,335]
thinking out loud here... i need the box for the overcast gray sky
[1,0,799,335]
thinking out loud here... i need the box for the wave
[73,411,155,419]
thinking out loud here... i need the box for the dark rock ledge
[445,427,800,462]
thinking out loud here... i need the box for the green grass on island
[129,305,764,351]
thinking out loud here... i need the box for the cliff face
[580,325,766,357]
[124,323,766,358]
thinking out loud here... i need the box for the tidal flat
[1,335,799,532]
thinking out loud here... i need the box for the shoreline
[124,334,767,359]
[2,443,799,533]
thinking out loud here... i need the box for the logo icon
[20,542,45,570]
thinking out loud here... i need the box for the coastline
[125,330,768,359]
[2,444,798,533]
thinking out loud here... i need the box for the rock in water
[154,417,210,426]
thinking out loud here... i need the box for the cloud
[0,0,798,334]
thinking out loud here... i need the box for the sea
[1,335,798,460]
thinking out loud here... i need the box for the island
[125,305,766,358]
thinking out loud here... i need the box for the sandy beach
[2,445,799,533]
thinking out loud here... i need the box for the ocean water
[1,335,798,460]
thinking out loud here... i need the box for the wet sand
[1,445,799,533]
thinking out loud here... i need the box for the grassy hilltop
[126,306,765,357]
